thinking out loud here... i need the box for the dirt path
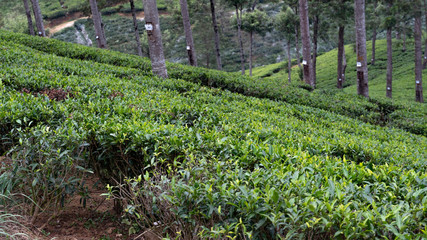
[48,17,88,35]
[47,9,170,36]
[117,10,169,20]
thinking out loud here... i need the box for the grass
[252,38,427,103]
[0,179,28,240]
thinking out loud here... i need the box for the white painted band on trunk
[357,62,362,67]
[302,60,307,65]
[145,24,153,31]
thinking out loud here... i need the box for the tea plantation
[251,39,427,104]
[0,31,426,239]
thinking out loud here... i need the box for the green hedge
[1,30,424,136]
[1,34,426,238]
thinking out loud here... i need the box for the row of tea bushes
[0,30,425,136]
[0,37,426,238]
[1,42,425,171]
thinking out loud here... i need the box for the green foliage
[274,6,298,40]
[0,31,426,238]
[1,30,425,136]
[0,0,167,29]
[8,126,89,221]
[241,9,271,36]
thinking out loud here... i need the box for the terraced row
[0,38,426,238]
[1,30,425,136]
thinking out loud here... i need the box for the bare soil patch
[47,12,86,28]
[49,17,88,35]
[21,88,74,101]
[35,175,126,239]
[118,10,169,20]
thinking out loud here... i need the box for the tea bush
[0,32,426,238]
[1,30,424,136]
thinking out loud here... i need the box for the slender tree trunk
[89,0,107,48]
[371,27,377,65]
[371,0,378,65]
[130,0,143,57]
[143,0,168,78]
[180,0,197,66]
[386,26,393,98]
[30,0,45,37]
[337,25,345,89]
[287,39,292,83]
[312,14,319,86]
[236,6,245,75]
[251,0,258,10]
[299,0,314,87]
[249,31,254,76]
[415,7,424,102]
[423,0,427,69]
[342,47,347,83]
[396,26,401,40]
[295,25,302,70]
[23,0,35,35]
[355,0,369,98]
[402,27,407,52]
[209,0,222,70]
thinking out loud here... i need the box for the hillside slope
[252,39,427,103]
[0,0,166,21]
[1,30,425,136]
[1,31,426,239]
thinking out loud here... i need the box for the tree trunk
[342,47,347,83]
[299,0,314,87]
[236,6,245,75]
[295,25,302,70]
[423,0,427,69]
[312,14,319,87]
[371,26,377,65]
[371,0,378,65]
[287,39,292,83]
[143,0,168,78]
[337,25,345,89]
[30,0,45,37]
[180,0,197,66]
[402,27,407,52]
[355,0,369,98]
[415,7,424,102]
[209,0,222,70]
[23,0,35,35]
[130,0,143,57]
[89,0,107,48]
[251,0,258,10]
[236,5,245,75]
[396,26,401,40]
[249,31,253,76]
[386,26,393,98]
[206,52,210,68]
